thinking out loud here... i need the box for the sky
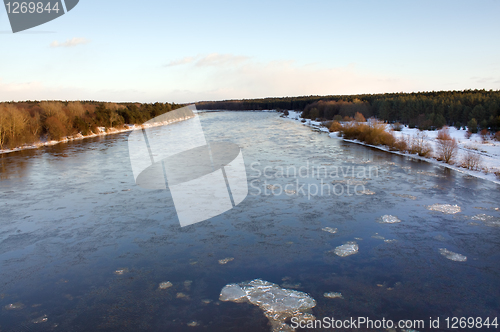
[0,0,499,103]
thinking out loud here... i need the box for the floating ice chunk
[324,292,343,299]
[334,242,359,257]
[32,315,48,324]
[358,189,375,195]
[159,281,173,289]
[218,257,234,265]
[184,280,192,290]
[377,215,401,224]
[391,193,417,200]
[471,214,500,227]
[219,279,316,332]
[384,239,397,243]
[187,321,200,327]
[439,248,467,262]
[114,268,128,275]
[371,233,385,240]
[4,303,24,310]
[219,284,247,302]
[426,204,461,214]
[322,227,338,234]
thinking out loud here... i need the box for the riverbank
[283,111,500,185]
[0,114,195,155]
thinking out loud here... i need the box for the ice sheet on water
[426,204,461,214]
[439,248,467,262]
[219,279,316,332]
[471,214,500,227]
[333,242,359,257]
[377,215,401,224]
[321,227,338,234]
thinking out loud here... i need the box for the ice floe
[377,215,402,224]
[471,214,500,227]
[218,257,235,265]
[333,242,359,257]
[4,302,24,310]
[324,292,343,299]
[391,193,417,200]
[321,227,338,234]
[219,279,316,332]
[159,281,173,289]
[358,189,375,195]
[439,248,467,262]
[426,204,461,214]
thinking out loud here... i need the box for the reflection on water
[0,112,499,331]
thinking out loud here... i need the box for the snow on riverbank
[283,111,500,185]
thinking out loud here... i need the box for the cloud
[50,37,90,48]
[165,53,250,68]
[165,56,197,67]
[162,57,422,102]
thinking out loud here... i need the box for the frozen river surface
[0,112,499,331]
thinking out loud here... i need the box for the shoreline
[282,111,500,186]
[0,114,195,156]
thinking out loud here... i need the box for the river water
[0,112,499,331]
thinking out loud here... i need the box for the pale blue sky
[1,0,499,103]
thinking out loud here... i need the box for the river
[0,111,499,331]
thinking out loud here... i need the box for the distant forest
[196,89,500,132]
[0,101,182,149]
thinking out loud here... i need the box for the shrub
[329,121,343,132]
[495,131,500,141]
[333,115,343,122]
[465,131,472,139]
[495,170,500,180]
[436,127,458,164]
[480,129,490,143]
[461,151,482,171]
[391,122,403,131]
[343,116,354,122]
[408,132,433,157]
[354,112,366,122]
[393,138,408,152]
[283,110,289,116]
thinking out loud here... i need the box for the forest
[0,101,181,149]
[196,89,500,132]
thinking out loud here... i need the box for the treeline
[0,101,182,149]
[196,89,500,131]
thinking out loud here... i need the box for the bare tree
[436,127,458,164]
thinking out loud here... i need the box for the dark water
[0,112,499,331]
